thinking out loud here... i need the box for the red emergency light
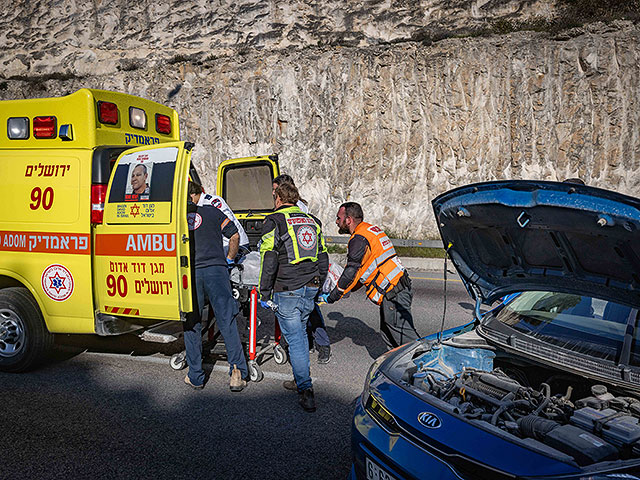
[98,101,119,125]
[33,116,57,139]
[155,114,171,134]
[91,184,108,224]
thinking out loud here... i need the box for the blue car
[350,180,640,480]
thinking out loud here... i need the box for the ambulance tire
[0,287,53,373]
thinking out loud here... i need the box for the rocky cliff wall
[2,1,639,238]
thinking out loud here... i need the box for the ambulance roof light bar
[98,101,118,125]
[155,114,171,135]
[33,116,57,139]
[7,117,29,139]
[129,107,146,130]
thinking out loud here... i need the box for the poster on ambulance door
[105,147,178,224]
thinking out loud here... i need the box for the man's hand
[316,293,329,305]
[226,257,235,270]
[259,300,278,312]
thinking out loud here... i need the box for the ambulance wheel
[170,352,187,370]
[0,287,53,373]
[273,344,288,365]
[248,362,263,382]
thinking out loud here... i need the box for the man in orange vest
[318,202,420,348]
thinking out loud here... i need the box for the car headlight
[361,353,388,404]
[360,342,421,404]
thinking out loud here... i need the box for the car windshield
[488,291,640,366]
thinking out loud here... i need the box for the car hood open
[432,180,640,307]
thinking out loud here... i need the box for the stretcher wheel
[273,344,288,365]
[248,361,264,382]
[170,352,187,370]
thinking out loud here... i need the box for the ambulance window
[92,147,130,184]
[223,162,275,212]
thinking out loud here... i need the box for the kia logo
[418,411,442,429]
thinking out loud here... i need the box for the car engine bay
[405,334,640,467]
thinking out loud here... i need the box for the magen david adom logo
[41,264,74,302]
[296,225,317,250]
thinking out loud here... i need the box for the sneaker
[317,345,331,364]
[298,388,316,413]
[229,365,247,392]
[184,375,204,390]
[282,379,297,391]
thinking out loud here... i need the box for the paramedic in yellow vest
[319,202,420,349]
[259,182,329,413]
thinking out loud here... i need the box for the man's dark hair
[275,182,300,205]
[188,181,203,196]
[563,177,586,185]
[340,202,363,220]
[273,174,295,187]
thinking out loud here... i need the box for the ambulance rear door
[93,142,193,321]
[216,154,280,248]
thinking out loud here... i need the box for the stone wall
[2,1,639,238]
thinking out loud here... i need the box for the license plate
[366,457,396,480]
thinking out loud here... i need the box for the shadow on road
[325,311,388,360]
[1,355,355,480]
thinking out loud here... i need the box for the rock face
[2,1,639,238]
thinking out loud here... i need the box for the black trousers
[379,282,419,349]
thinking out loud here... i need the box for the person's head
[131,164,148,193]
[273,182,300,208]
[188,181,204,204]
[563,177,586,185]
[336,202,363,234]
[272,174,296,196]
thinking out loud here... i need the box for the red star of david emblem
[302,230,313,244]
[130,204,140,218]
[49,272,67,294]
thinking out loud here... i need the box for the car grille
[364,394,517,480]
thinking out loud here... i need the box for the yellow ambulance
[0,88,281,373]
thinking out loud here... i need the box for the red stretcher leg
[249,287,258,361]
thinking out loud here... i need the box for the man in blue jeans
[258,182,329,412]
[183,181,249,391]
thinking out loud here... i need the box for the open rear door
[216,154,280,248]
[93,142,193,321]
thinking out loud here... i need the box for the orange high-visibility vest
[345,222,405,305]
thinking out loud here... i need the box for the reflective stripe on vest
[352,223,405,305]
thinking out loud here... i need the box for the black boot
[298,388,316,413]
[317,345,331,364]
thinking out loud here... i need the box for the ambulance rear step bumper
[138,321,183,344]
[95,312,144,336]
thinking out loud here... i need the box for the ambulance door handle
[182,234,189,244]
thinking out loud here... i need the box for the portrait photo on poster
[107,147,177,204]
[125,162,153,201]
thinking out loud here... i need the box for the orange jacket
[336,222,405,305]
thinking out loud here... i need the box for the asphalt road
[1,270,473,480]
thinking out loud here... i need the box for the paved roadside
[329,253,449,272]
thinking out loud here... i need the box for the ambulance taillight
[155,114,171,134]
[33,116,57,138]
[91,184,107,224]
[98,101,118,125]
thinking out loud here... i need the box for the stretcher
[168,256,288,382]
